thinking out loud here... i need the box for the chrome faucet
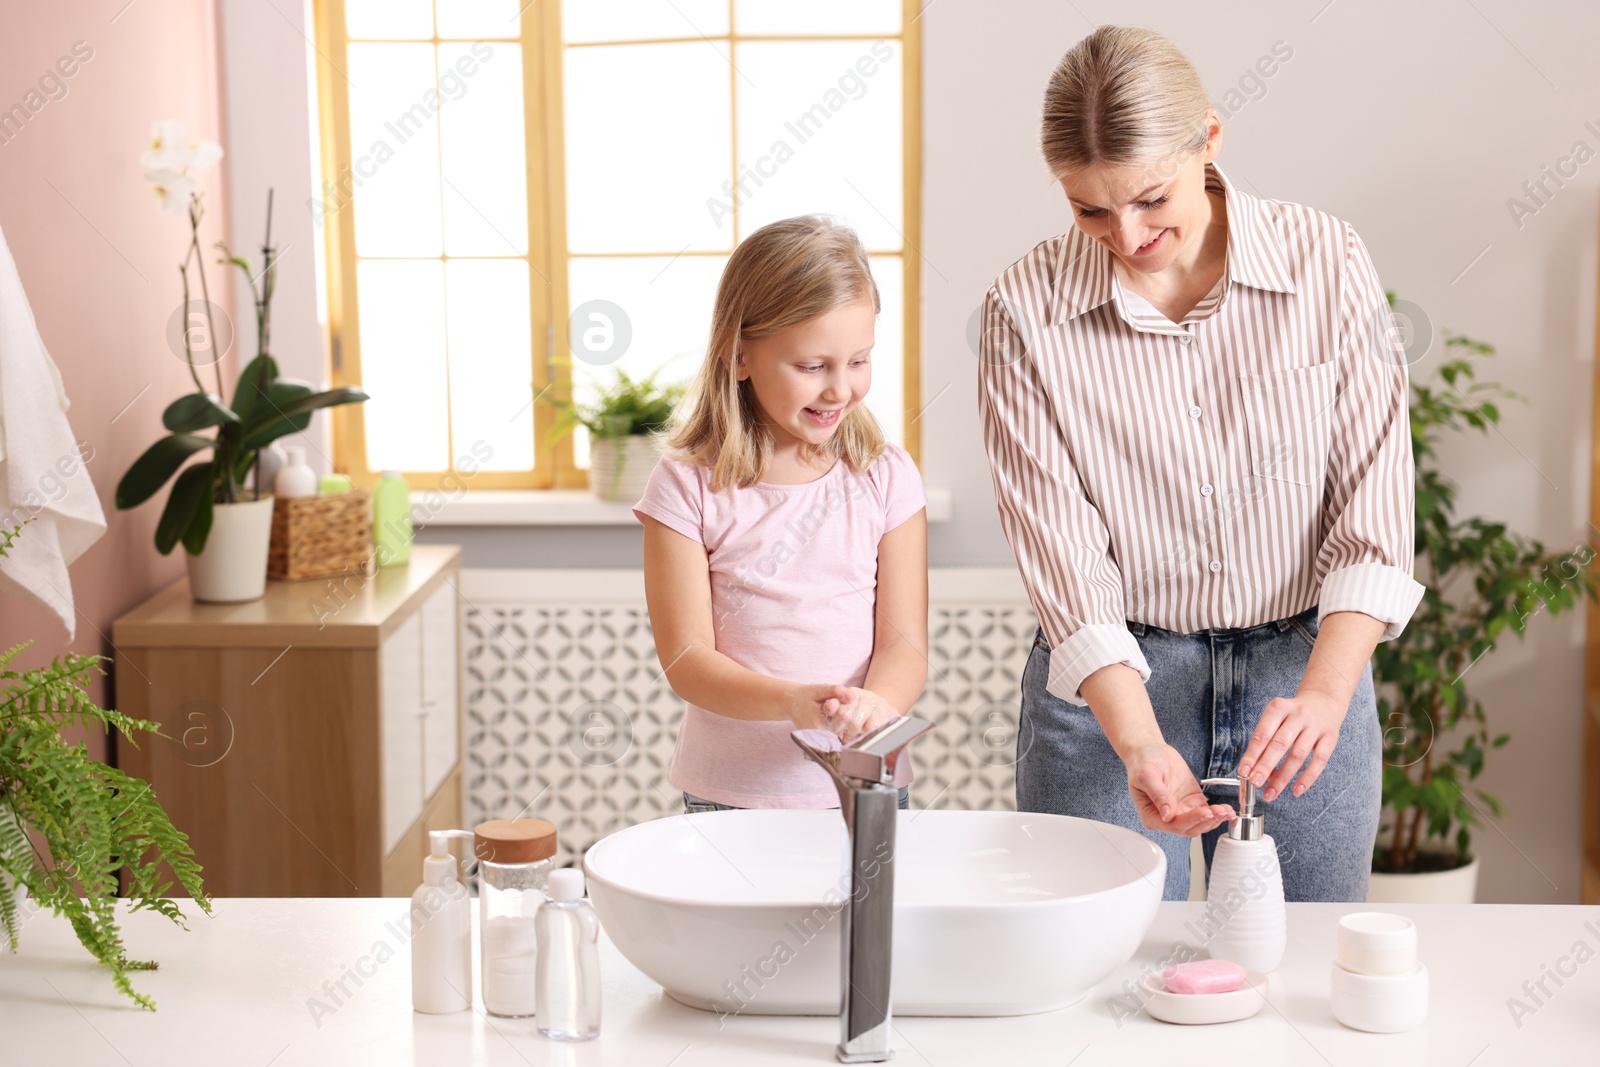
[792,716,934,1064]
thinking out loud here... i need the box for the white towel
[0,222,106,639]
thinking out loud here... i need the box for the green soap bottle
[372,469,413,567]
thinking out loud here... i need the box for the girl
[632,215,929,813]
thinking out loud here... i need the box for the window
[313,0,922,490]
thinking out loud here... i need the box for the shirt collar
[1048,160,1298,326]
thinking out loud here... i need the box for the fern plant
[0,527,210,1009]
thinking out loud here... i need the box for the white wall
[219,1,1600,904]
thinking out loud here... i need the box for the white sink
[583,808,1165,1016]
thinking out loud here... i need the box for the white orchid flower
[140,119,224,174]
[146,168,196,215]
[188,138,223,172]
[141,119,192,171]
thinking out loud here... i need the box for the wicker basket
[267,489,375,581]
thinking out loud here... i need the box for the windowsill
[412,487,954,527]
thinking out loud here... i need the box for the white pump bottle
[1200,776,1286,973]
[412,829,475,1013]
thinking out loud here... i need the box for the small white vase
[588,435,662,502]
[1367,855,1479,904]
[185,494,276,603]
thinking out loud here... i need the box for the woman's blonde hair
[1040,25,1211,179]
[662,214,885,492]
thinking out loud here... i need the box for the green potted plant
[549,364,685,502]
[0,523,210,1009]
[120,123,366,602]
[1369,292,1597,902]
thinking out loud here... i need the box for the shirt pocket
[1237,361,1339,487]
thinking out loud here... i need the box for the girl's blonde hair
[1040,25,1211,179]
[662,214,885,492]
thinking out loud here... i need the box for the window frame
[311,0,923,491]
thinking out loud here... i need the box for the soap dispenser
[412,829,475,1013]
[1199,776,1286,973]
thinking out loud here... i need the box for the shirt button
[1188,405,1202,419]
[1208,560,1222,573]
[1200,484,1214,496]
[1179,335,1192,345]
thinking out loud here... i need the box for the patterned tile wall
[462,577,1037,868]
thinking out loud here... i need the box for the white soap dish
[1139,969,1270,1025]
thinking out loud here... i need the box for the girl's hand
[788,683,855,736]
[1124,743,1235,837]
[822,687,901,744]
[1237,691,1346,801]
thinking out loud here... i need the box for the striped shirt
[977,160,1425,706]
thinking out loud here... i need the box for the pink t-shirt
[632,443,928,807]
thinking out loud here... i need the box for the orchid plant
[118,121,366,555]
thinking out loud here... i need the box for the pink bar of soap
[1162,959,1248,994]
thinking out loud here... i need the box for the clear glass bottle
[536,867,601,1040]
[474,818,558,1018]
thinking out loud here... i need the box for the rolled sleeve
[1046,624,1150,707]
[977,285,1150,705]
[1316,224,1426,640]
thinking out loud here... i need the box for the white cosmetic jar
[1336,911,1417,976]
[1330,961,1429,1033]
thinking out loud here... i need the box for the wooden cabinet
[113,545,464,897]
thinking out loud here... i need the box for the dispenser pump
[1201,777,1264,841]
[424,829,475,885]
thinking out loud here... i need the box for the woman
[977,25,1424,902]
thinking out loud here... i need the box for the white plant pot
[588,435,662,502]
[185,494,276,603]
[1367,855,1479,904]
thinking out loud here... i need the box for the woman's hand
[823,687,902,744]
[1124,743,1235,837]
[1236,691,1346,800]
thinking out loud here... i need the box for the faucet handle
[792,717,935,787]
[839,716,934,785]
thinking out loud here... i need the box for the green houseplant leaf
[230,352,279,425]
[240,385,369,451]
[115,434,214,510]
[153,462,212,556]
[161,393,239,433]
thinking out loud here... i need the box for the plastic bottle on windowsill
[372,469,412,566]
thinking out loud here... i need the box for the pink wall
[0,1,231,760]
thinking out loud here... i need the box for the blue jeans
[1016,604,1380,902]
[683,786,911,813]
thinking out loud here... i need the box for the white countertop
[1,898,1595,1065]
